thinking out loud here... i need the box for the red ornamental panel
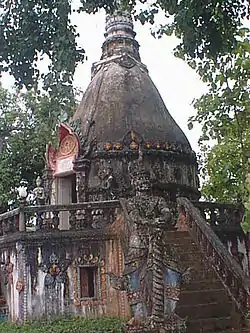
[46,124,80,177]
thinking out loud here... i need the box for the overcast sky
[1,6,208,153]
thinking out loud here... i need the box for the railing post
[19,198,26,232]
[74,157,91,203]
[18,186,27,232]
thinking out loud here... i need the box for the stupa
[0,4,248,333]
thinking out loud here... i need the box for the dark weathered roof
[73,60,191,148]
[73,11,191,150]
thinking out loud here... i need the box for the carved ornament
[16,279,25,293]
[4,258,14,285]
[100,132,193,157]
[76,254,103,266]
[114,54,136,69]
[46,123,80,175]
[59,135,77,157]
[40,253,71,287]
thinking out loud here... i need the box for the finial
[101,1,140,61]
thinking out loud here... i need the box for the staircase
[169,197,250,333]
[167,231,241,332]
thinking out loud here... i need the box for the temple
[0,7,249,333]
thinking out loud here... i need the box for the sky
[1,6,208,153]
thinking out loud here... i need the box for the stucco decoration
[95,159,118,200]
[46,123,80,177]
[41,253,70,287]
[3,258,13,285]
[40,253,71,316]
[33,176,45,206]
[16,279,24,293]
[109,157,190,332]
[114,54,136,69]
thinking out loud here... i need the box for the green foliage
[0,0,249,93]
[189,28,250,203]
[136,0,249,60]
[0,317,124,333]
[0,85,76,212]
[80,0,249,60]
[241,163,250,232]
[199,138,247,203]
[0,0,85,93]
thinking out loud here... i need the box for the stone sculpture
[33,176,45,206]
[110,157,190,332]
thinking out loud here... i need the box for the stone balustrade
[194,201,243,231]
[178,197,250,316]
[0,208,20,235]
[0,200,120,234]
[0,199,245,235]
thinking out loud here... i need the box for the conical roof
[73,11,191,153]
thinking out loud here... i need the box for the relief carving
[40,253,71,316]
[108,156,190,332]
[114,54,136,69]
[96,159,117,200]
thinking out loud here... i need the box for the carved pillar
[150,229,164,325]
[73,157,91,202]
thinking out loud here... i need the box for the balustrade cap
[0,208,20,221]
[24,200,121,213]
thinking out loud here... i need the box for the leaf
[187,122,193,130]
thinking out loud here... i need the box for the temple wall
[26,263,46,319]
[0,236,129,322]
[1,246,22,321]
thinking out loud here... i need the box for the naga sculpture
[110,156,190,332]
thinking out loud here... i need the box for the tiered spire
[101,4,140,60]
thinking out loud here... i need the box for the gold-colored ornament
[130,141,138,150]
[105,143,112,150]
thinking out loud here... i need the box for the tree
[0,0,249,92]
[0,86,76,212]
[188,28,250,203]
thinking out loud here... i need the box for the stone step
[185,267,218,281]
[166,243,199,255]
[165,231,190,239]
[182,264,215,277]
[179,288,229,306]
[165,236,194,245]
[183,278,223,291]
[176,301,232,319]
[184,265,217,281]
[164,230,245,332]
[186,316,232,333]
[178,251,205,263]
[219,328,250,333]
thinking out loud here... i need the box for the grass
[0,316,124,333]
